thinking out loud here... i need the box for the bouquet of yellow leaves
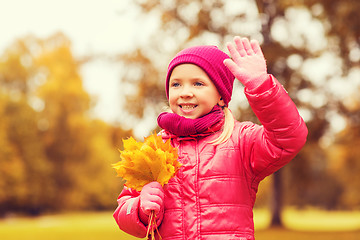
[112,133,181,239]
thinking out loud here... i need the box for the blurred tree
[327,125,360,210]
[0,95,27,216]
[256,0,360,223]
[34,33,93,210]
[33,33,130,211]
[0,33,131,215]
[3,99,52,215]
[115,0,360,226]
[0,42,51,215]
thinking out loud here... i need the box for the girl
[113,36,308,240]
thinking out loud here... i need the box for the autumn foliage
[0,33,130,215]
[113,133,181,191]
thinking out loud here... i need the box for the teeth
[181,105,196,110]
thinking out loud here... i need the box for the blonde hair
[208,106,235,145]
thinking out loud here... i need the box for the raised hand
[224,36,268,90]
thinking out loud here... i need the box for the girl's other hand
[224,36,268,90]
[139,181,164,216]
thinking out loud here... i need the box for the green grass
[255,227,360,240]
[0,210,359,240]
[254,208,360,231]
[282,208,360,231]
[0,212,137,240]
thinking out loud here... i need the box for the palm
[224,37,267,86]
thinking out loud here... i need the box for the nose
[180,85,194,98]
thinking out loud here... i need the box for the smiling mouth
[180,104,197,110]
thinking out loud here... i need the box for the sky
[0,0,158,133]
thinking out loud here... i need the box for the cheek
[168,93,177,107]
[199,90,221,105]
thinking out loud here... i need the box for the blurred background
[0,0,359,239]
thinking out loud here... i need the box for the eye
[171,82,180,87]
[194,81,204,87]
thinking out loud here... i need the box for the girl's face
[168,64,224,119]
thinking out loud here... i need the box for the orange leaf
[112,133,181,191]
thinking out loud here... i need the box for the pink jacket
[113,75,308,240]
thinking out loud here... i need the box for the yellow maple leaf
[112,133,181,191]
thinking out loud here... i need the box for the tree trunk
[270,169,283,226]
[254,0,285,227]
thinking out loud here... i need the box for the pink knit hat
[166,45,235,106]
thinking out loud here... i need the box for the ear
[217,97,225,107]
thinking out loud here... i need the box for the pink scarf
[157,105,224,137]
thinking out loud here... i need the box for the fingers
[223,59,246,85]
[224,37,267,86]
[233,36,247,57]
[250,39,264,57]
[227,36,262,57]
[226,41,242,64]
[141,195,163,214]
[241,38,255,55]
[140,181,164,215]
[141,182,164,200]
[223,59,241,77]
[145,181,163,191]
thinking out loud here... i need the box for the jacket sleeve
[243,74,308,181]
[113,187,165,238]
[113,187,148,238]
